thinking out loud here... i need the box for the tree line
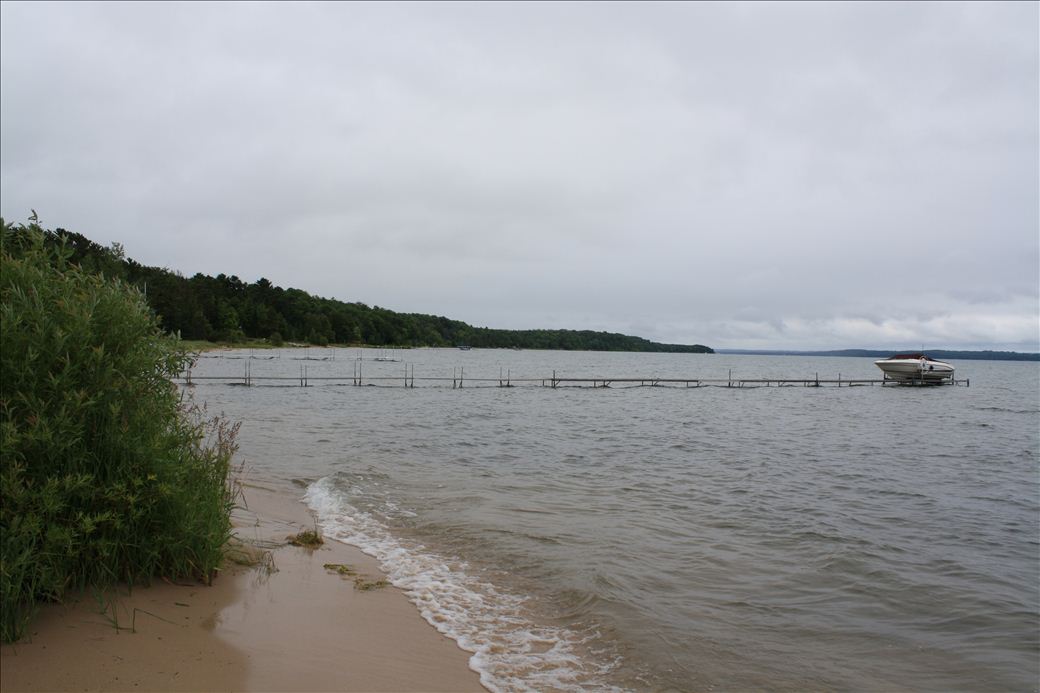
[2,219,713,353]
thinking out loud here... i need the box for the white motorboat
[874,353,955,383]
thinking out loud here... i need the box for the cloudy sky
[2,1,1037,351]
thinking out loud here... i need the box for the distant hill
[2,220,713,354]
[717,349,1039,362]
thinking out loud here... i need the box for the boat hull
[874,357,954,383]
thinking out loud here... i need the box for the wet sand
[0,484,484,692]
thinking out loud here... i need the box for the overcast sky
[2,1,1037,351]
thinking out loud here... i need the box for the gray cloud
[2,1,1036,350]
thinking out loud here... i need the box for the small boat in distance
[874,353,955,383]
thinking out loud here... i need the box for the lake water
[186,349,1039,692]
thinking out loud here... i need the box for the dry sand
[0,484,485,692]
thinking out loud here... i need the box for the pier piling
[182,365,970,390]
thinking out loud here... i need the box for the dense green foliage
[7,222,712,353]
[0,223,238,642]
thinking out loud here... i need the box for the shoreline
[0,483,484,693]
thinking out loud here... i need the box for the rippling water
[188,349,1039,691]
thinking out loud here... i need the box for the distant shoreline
[184,341,1040,362]
[716,349,1039,362]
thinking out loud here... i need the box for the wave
[304,477,624,693]
[976,406,1040,415]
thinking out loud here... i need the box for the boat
[874,353,955,383]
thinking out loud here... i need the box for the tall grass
[0,221,238,642]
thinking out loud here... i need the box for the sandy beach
[0,483,484,693]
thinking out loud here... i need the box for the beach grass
[0,221,239,642]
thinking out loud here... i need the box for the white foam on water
[305,476,624,693]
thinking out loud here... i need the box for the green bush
[0,221,239,642]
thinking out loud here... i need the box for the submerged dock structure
[181,362,969,389]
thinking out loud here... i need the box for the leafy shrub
[0,221,238,642]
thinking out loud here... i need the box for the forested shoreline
[4,220,712,353]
